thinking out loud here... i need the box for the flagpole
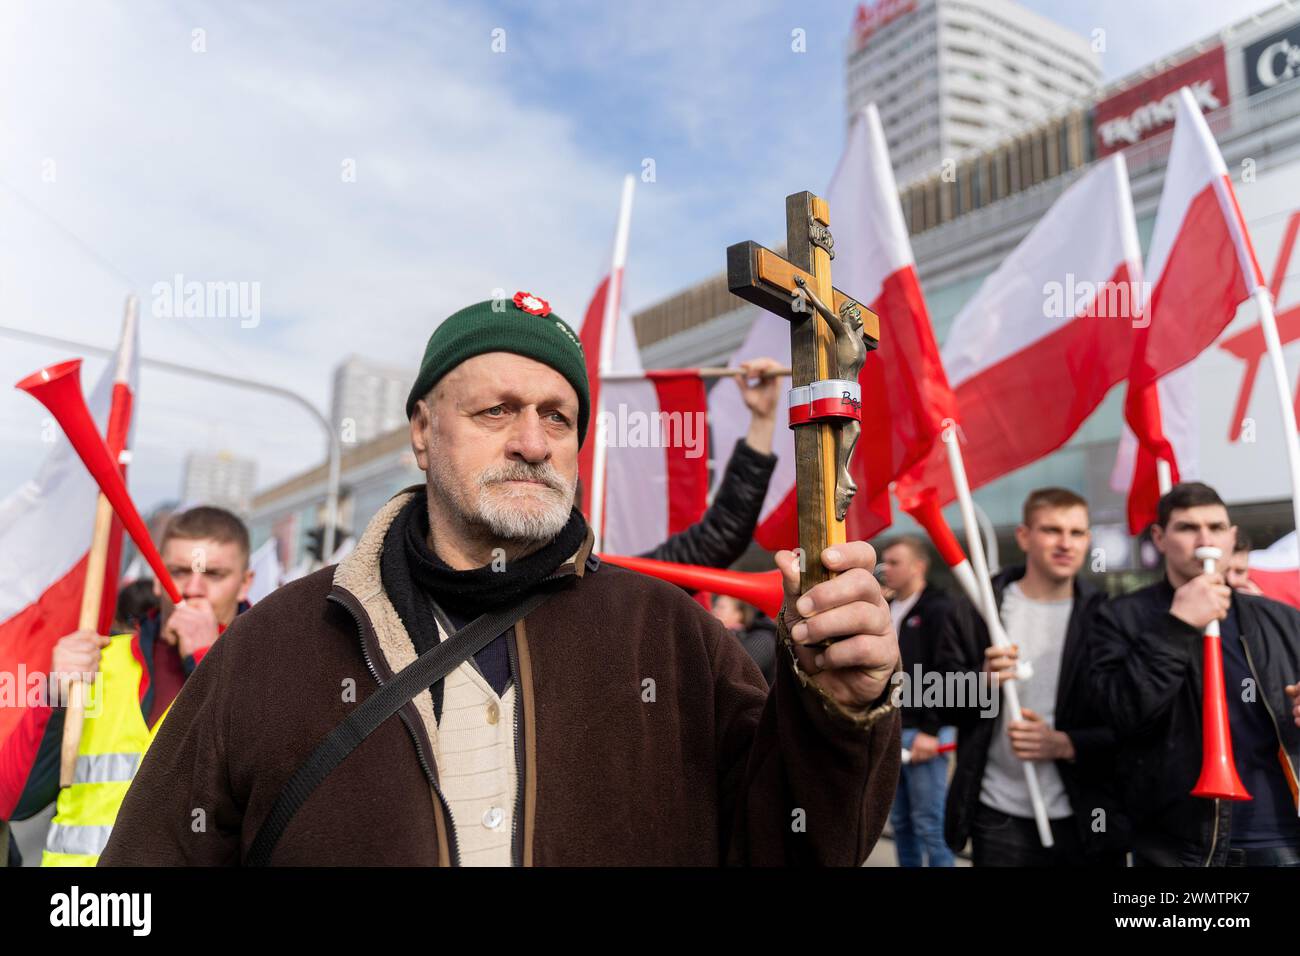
[59,295,138,788]
[941,423,1055,848]
[59,499,112,787]
[1156,458,1173,496]
[589,174,636,552]
[1251,286,1300,594]
[96,296,139,633]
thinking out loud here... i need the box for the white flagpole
[589,174,636,553]
[1156,458,1173,496]
[1248,285,1300,820]
[1251,285,1300,595]
[941,422,1055,848]
[116,294,139,391]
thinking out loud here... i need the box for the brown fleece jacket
[100,490,900,866]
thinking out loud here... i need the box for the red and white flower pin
[513,291,551,316]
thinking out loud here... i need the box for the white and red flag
[576,175,713,555]
[704,306,796,551]
[590,355,711,555]
[897,153,1144,503]
[1109,364,1200,533]
[1248,532,1300,609]
[1113,86,1266,531]
[0,306,139,742]
[711,103,956,546]
[576,176,631,531]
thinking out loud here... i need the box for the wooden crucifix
[727,191,880,595]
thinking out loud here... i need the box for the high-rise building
[846,0,1103,185]
[632,1,1300,569]
[181,451,257,514]
[249,3,1300,579]
[330,355,413,447]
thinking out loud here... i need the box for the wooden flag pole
[694,366,790,379]
[60,495,113,787]
[58,294,139,788]
[599,366,791,383]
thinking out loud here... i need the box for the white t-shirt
[978,581,1074,820]
[889,589,922,635]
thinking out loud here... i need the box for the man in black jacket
[937,488,1125,865]
[1090,482,1300,866]
[881,535,957,866]
[711,594,777,686]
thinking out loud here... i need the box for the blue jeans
[891,726,956,867]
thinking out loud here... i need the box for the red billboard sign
[852,0,916,50]
[1093,46,1229,157]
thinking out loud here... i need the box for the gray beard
[428,457,576,544]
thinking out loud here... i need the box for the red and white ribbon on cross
[787,379,862,428]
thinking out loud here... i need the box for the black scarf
[380,487,587,665]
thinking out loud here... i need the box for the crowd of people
[864,483,1300,867]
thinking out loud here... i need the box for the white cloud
[2,0,1260,523]
[0,0,666,513]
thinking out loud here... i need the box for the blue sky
[0,0,1279,514]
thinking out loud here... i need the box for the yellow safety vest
[41,633,167,866]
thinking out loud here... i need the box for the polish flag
[1113,87,1265,531]
[706,308,797,551]
[577,174,636,546]
[95,316,139,634]
[710,103,957,547]
[897,153,1144,502]
[576,274,620,520]
[578,298,709,555]
[1109,365,1200,533]
[576,175,713,555]
[0,309,140,742]
[594,362,711,554]
[1248,532,1300,609]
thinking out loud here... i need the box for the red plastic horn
[902,487,967,568]
[597,553,784,619]
[17,359,182,604]
[902,741,957,764]
[1190,546,1251,801]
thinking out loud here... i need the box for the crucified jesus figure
[792,275,867,520]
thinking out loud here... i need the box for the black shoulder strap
[247,588,553,866]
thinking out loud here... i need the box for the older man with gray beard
[102,292,902,867]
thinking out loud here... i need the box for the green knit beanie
[405,292,590,446]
